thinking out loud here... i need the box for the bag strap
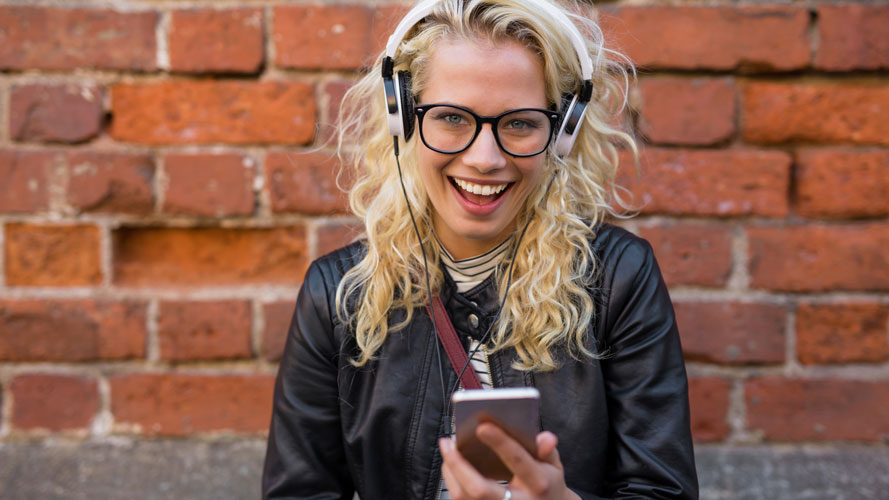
[426,295,483,390]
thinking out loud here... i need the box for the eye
[503,119,537,130]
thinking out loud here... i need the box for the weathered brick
[10,84,103,143]
[110,373,274,435]
[618,149,791,217]
[317,221,363,258]
[676,302,786,365]
[113,226,308,286]
[10,374,99,431]
[0,300,147,362]
[66,152,154,214]
[742,82,889,145]
[266,152,348,215]
[815,5,889,71]
[688,377,731,442]
[795,148,889,218]
[111,81,315,145]
[746,378,889,441]
[262,301,295,362]
[639,224,732,287]
[0,150,52,213]
[600,6,809,71]
[162,153,255,217]
[0,7,156,71]
[5,223,102,287]
[796,303,889,365]
[158,301,252,362]
[638,77,736,145]
[747,225,889,292]
[169,8,263,73]
[319,79,355,143]
[274,4,405,70]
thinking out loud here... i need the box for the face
[417,38,549,260]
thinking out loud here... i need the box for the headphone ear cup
[397,71,416,141]
[555,93,588,157]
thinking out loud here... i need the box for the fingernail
[439,438,454,454]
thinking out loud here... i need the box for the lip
[448,176,513,217]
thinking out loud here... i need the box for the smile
[453,178,509,196]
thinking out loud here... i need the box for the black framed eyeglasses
[415,104,560,158]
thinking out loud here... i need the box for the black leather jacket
[263,224,698,499]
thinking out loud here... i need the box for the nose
[461,124,507,172]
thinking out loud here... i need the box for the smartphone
[451,387,540,481]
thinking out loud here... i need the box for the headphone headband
[385,0,593,80]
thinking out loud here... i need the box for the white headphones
[381,0,594,157]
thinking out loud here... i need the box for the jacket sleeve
[593,237,699,499]
[262,261,355,500]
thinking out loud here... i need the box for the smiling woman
[263,1,699,499]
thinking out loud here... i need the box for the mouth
[450,177,513,206]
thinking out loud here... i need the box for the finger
[440,453,465,500]
[535,431,563,468]
[476,422,545,486]
[439,437,501,499]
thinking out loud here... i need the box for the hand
[439,423,581,500]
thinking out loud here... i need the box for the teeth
[453,178,508,196]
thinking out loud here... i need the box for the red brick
[10,84,103,143]
[795,148,889,218]
[162,153,255,217]
[110,373,274,435]
[10,374,98,431]
[742,82,889,145]
[618,149,790,217]
[638,77,736,146]
[815,5,889,71]
[5,223,102,287]
[600,6,809,71]
[676,302,786,365]
[796,303,889,365]
[688,377,731,442]
[747,224,889,292]
[266,152,348,215]
[319,79,355,143]
[317,221,364,257]
[275,4,405,70]
[158,301,252,362]
[113,226,308,286]
[66,152,154,214]
[639,224,732,287]
[0,300,146,362]
[0,7,156,71]
[169,8,263,73]
[746,378,889,441]
[262,301,295,362]
[0,150,52,213]
[111,81,315,145]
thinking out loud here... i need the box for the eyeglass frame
[414,103,561,158]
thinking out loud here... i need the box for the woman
[263,0,698,498]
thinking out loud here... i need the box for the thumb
[536,431,563,467]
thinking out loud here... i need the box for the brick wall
[0,0,887,487]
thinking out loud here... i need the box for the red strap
[427,295,483,390]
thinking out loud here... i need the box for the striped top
[437,236,512,498]
[438,236,513,293]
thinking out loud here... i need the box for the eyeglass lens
[421,105,552,156]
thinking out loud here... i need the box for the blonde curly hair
[335,0,638,371]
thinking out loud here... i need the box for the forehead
[420,37,547,111]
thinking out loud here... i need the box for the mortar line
[146,299,160,363]
[252,298,264,361]
[157,10,171,72]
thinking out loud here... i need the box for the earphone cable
[446,169,560,410]
[393,137,449,422]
